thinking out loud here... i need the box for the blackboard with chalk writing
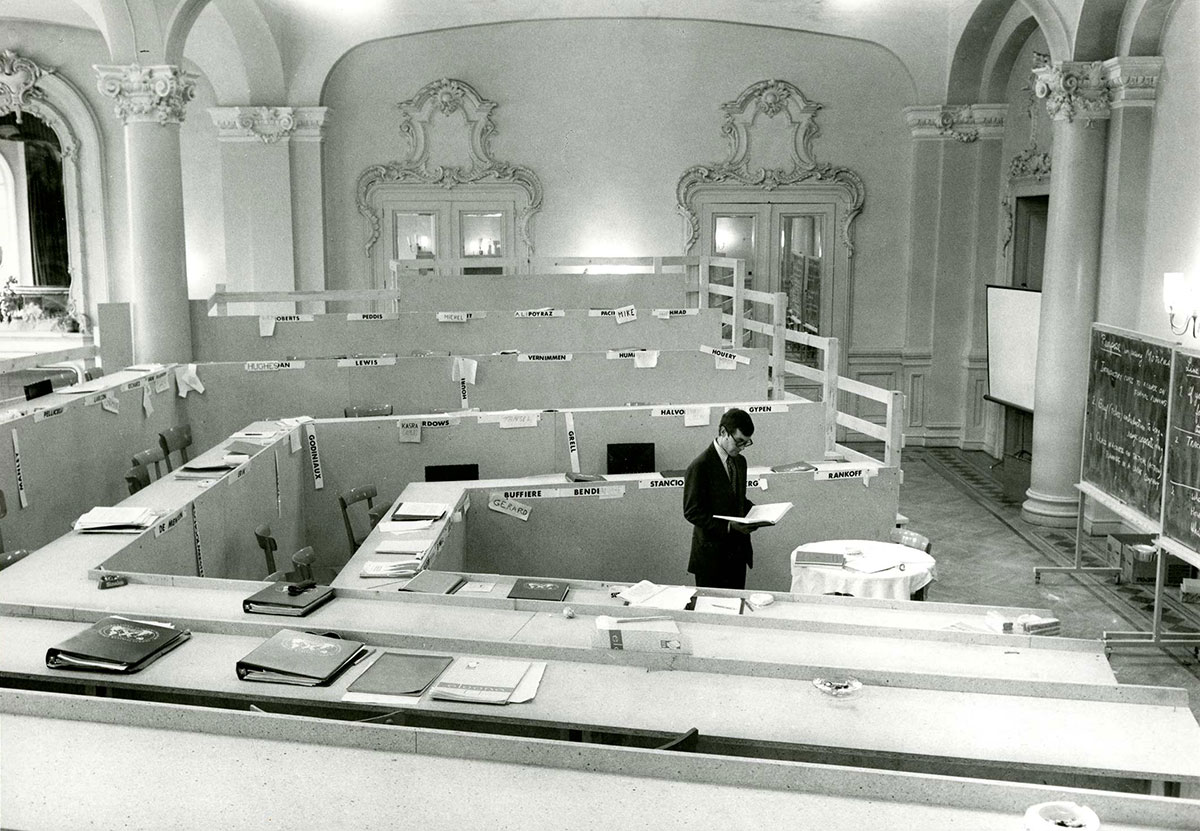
[1163,348,1200,555]
[1081,325,1173,524]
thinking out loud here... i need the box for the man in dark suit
[683,408,757,589]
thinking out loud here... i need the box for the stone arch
[1072,0,1128,60]
[1118,0,1176,55]
[982,13,1043,102]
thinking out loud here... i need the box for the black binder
[46,616,191,673]
[242,582,335,617]
[236,629,368,686]
[507,578,569,602]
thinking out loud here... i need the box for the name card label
[121,379,145,391]
[458,378,470,409]
[436,311,486,322]
[153,373,171,394]
[488,495,531,522]
[589,309,618,317]
[739,403,790,414]
[398,420,421,443]
[33,405,66,423]
[517,353,572,362]
[607,349,644,359]
[420,416,459,428]
[306,425,323,490]
[154,508,186,538]
[813,466,873,482]
[100,394,120,415]
[639,478,686,489]
[654,308,698,319]
[700,345,751,365]
[499,411,540,429]
[614,305,637,325]
[683,405,710,427]
[12,431,27,507]
[497,485,626,500]
[336,356,397,368]
[84,392,106,407]
[142,385,154,417]
[652,406,688,417]
[514,309,564,318]
[245,360,305,372]
[565,411,580,474]
[347,313,396,321]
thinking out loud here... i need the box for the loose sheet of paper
[258,316,276,337]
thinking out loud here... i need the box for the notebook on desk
[236,629,368,687]
[342,652,453,704]
[400,570,465,595]
[429,656,534,705]
[46,616,191,673]
[507,578,569,602]
[242,582,334,616]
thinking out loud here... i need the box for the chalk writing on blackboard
[1164,355,1200,553]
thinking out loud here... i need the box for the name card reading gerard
[488,495,531,521]
[347,312,397,321]
[514,309,564,318]
[336,356,397,368]
[244,360,306,372]
[517,353,572,362]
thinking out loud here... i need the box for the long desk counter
[4,690,1199,830]
[4,616,1198,794]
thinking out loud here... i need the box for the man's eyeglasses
[722,430,753,449]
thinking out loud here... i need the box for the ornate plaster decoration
[356,78,542,257]
[0,50,54,124]
[1102,56,1163,109]
[93,64,197,125]
[209,106,295,143]
[1008,148,1052,181]
[677,79,865,254]
[290,107,328,142]
[1033,61,1111,124]
[1000,197,1014,254]
[904,104,1007,142]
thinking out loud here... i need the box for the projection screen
[985,285,1041,413]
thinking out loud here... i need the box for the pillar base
[1021,487,1080,527]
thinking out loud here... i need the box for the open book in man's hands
[714,502,794,528]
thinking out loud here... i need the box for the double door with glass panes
[383,198,518,283]
[703,202,835,370]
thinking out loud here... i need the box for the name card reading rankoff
[514,309,564,318]
[245,360,306,372]
[347,312,397,321]
[813,466,875,482]
[517,353,573,362]
[336,356,397,368]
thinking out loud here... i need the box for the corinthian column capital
[1032,61,1111,124]
[94,63,197,125]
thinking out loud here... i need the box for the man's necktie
[726,456,737,491]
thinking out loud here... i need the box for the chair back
[889,527,932,554]
[131,446,168,480]
[254,524,278,576]
[337,484,379,553]
[345,404,393,418]
[291,546,316,582]
[84,367,105,382]
[0,549,30,572]
[158,424,193,471]
[124,465,152,495]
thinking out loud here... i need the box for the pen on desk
[611,615,673,623]
[351,648,375,667]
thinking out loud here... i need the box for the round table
[789,539,937,600]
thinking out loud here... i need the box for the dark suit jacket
[683,443,754,575]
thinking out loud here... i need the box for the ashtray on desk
[812,677,862,697]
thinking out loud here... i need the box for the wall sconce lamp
[1164,271,1200,337]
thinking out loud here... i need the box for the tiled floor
[901,447,1200,720]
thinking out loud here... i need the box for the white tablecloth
[789,539,937,600]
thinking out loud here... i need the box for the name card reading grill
[517,353,573,362]
[244,360,306,372]
[347,313,397,321]
[336,357,397,368]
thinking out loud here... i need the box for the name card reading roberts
[614,305,637,325]
[336,356,397,368]
[272,314,313,323]
[639,477,686,489]
[244,360,306,372]
[154,508,186,538]
[499,411,540,429]
[700,345,751,366]
[33,405,67,423]
[488,494,531,521]
[347,312,397,321]
[514,309,565,318]
[654,308,699,319]
[398,420,421,443]
[517,353,573,362]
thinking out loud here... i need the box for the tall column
[289,109,329,298]
[95,64,196,364]
[1022,62,1112,526]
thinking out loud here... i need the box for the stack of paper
[390,501,448,522]
[792,549,846,567]
[842,552,910,573]
[693,596,743,615]
[175,454,249,478]
[429,657,545,704]
[360,559,422,578]
[714,502,793,527]
[617,580,695,610]
[74,506,158,533]
[1016,614,1061,636]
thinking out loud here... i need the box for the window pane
[461,211,505,257]
[392,212,436,262]
[779,214,824,366]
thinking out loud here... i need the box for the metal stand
[1033,500,1121,584]
[1104,538,1200,655]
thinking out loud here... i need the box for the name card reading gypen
[244,360,305,372]
[517,353,572,362]
[336,357,397,368]
[514,309,564,318]
[737,402,790,414]
[346,313,397,321]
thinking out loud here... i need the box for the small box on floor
[1106,533,1154,569]
[1120,546,1196,586]
[1181,578,1200,604]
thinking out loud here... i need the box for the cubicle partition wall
[454,468,900,591]
[189,304,721,362]
[0,368,186,552]
[180,349,770,452]
[389,271,696,312]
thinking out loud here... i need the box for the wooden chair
[344,404,393,418]
[266,546,336,584]
[0,489,7,553]
[0,549,30,571]
[889,527,932,554]
[131,446,168,481]
[158,425,193,471]
[83,367,105,382]
[254,524,279,577]
[124,465,151,495]
[338,484,382,554]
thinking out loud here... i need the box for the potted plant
[1,277,20,324]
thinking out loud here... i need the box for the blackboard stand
[1032,482,1124,585]
[1103,535,1200,655]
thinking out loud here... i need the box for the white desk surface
[4,616,1198,785]
[3,691,1198,831]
